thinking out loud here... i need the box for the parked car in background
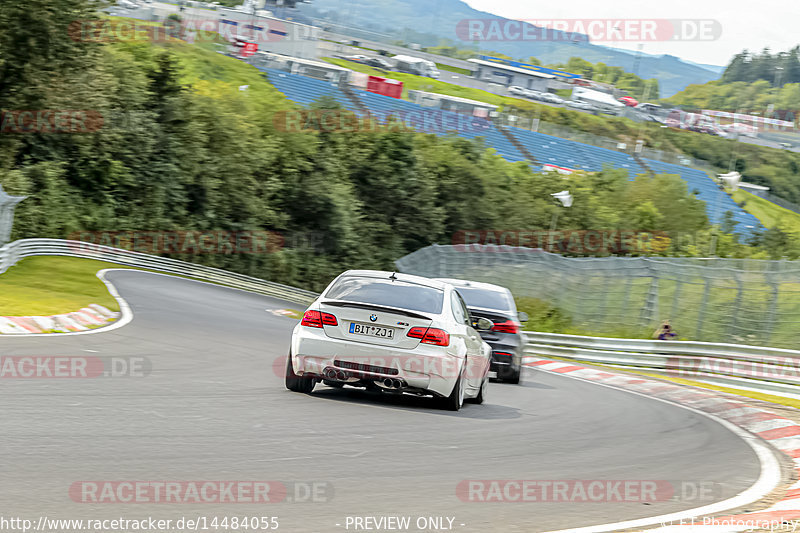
[568,100,596,111]
[541,93,565,104]
[636,102,662,113]
[435,278,528,384]
[366,57,393,70]
[508,86,528,98]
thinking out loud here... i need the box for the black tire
[285,353,315,393]
[468,376,488,404]
[506,367,521,384]
[440,373,464,411]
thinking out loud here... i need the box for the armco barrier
[2,238,799,397]
[523,331,800,396]
[0,238,317,306]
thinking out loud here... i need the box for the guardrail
[0,238,318,306]
[523,331,800,396]
[2,238,798,396]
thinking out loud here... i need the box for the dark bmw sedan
[435,278,528,383]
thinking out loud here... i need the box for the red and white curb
[0,304,119,334]
[525,359,800,533]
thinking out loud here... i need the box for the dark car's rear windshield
[325,277,444,314]
[454,286,513,312]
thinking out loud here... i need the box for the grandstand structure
[259,67,762,235]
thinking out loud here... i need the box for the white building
[215,8,321,59]
[467,58,559,92]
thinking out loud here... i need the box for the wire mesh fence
[396,244,800,350]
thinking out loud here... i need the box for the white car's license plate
[349,322,395,339]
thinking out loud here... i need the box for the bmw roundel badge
[369,314,378,322]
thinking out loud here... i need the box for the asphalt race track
[0,271,764,532]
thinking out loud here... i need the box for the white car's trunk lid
[318,301,433,350]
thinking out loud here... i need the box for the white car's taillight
[301,310,338,328]
[407,327,450,346]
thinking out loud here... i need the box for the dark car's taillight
[301,310,338,328]
[491,320,520,334]
[407,327,450,346]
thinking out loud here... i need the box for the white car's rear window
[325,277,444,314]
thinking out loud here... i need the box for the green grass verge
[324,57,503,102]
[732,189,800,232]
[0,257,126,316]
[435,63,472,76]
[537,356,800,409]
[515,296,655,340]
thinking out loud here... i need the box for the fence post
[620,276,634,325]
[669,277,683,323]
[763,282,780,346]
[726,272,744,344]
[695,279,712,340]
[639,261,659,327]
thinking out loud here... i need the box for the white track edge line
[536,371,784,533]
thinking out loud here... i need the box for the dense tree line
[547,57,659,101]
[722,47,800,86]
[2,0,799,293]
[666,47,800,113]
[664,79,800,116]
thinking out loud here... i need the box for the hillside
[299,0,722,96]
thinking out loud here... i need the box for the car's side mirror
[474,317,494,331]
[518,311,529,323]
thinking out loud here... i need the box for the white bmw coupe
[285,270,492,411]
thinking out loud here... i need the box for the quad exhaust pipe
[323,367,403,388]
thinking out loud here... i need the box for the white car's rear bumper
[291,325,462,397]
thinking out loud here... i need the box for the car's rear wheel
[285,352,315,394]
[440,372,464,411]
[505,367,521,384]
[468,376,488,404]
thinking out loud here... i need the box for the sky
[461,0,800,66]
